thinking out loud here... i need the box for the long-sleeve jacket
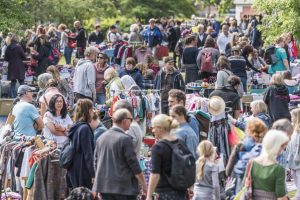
[92,126,141,195]
[67,122,95,189]
[143,26,162,47]
[73,59,96,98]
[154,68,185,101]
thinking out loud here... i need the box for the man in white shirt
[217,24,232,55]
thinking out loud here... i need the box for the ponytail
[196,156,206,180]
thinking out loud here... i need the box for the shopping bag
[233,160,253,200]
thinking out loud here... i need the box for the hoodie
[119,68,144,89]
[73,59,96,98]
[67,122,95,189]
[264,85,291,122]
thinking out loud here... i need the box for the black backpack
[59,138,75,169]
[264,45,277,65]
[160,140,196,190]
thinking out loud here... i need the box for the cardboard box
[0,99,14,116]
[242,95,253,104]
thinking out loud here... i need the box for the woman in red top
[286,32,298,62]
[94,52,109,104]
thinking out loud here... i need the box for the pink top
[39,87,63,108]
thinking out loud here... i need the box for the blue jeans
[64,47,73,64]
[96,93,106,104]
[10,79,24,98]
[240,76,247,93]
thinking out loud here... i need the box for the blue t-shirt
[269,47,288,74]
[175,122,199,158]
[12,101,40,136]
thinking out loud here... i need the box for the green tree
[195,0,233,15]
[253,0,300,45]
[0,0,32,33]
[120,0,196,22]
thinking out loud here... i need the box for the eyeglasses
[126,117,133,123]
[98,57,104,59]
[55,100,64,104]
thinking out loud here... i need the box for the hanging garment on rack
[135,47,152,63]
[32,155,68,200]
[208,113,230,166]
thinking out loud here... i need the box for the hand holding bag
[234,159,254,200]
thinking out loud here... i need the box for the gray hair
[38,73,53,89]
[250,100,267,113]
[272,119,293,136]
[112,109,131,124]
[113,99,133,113]
[84,46,100,57]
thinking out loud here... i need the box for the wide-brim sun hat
[208,96,226,116]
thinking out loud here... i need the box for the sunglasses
[97,57,104,59]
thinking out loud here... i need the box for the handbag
[234,159,254,200]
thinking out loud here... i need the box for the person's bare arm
[146,173,160,200]
[34,116,44,131]
[135,173,147,194]
[45,122,66,136]
[283,59,289,70]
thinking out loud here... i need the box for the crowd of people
[1,13,300,200]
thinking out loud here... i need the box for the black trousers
[101,193,137,200]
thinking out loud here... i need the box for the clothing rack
[112,89,160,92]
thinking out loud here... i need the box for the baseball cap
[164,56,174,64]
[17,85,36,96]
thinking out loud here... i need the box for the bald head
[112,109,132,131]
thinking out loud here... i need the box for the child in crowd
[288,108,300,199]
[145,54,160,76]
[143,69,155,90]
[193,140,220,200]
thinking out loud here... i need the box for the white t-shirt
[43,111,73,146]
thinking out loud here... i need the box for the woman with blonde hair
[46,65,74,106]
[146,114,190,200]
[244,130,289,199]
[104,68,124,105]
[264,73,290,122]
[192,140,220,200]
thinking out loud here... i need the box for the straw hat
[208,96,226,116]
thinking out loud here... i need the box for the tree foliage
[0,0,32,33]
[196,0,233,15]
[120,0,195,22]
[253,0,300,45]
